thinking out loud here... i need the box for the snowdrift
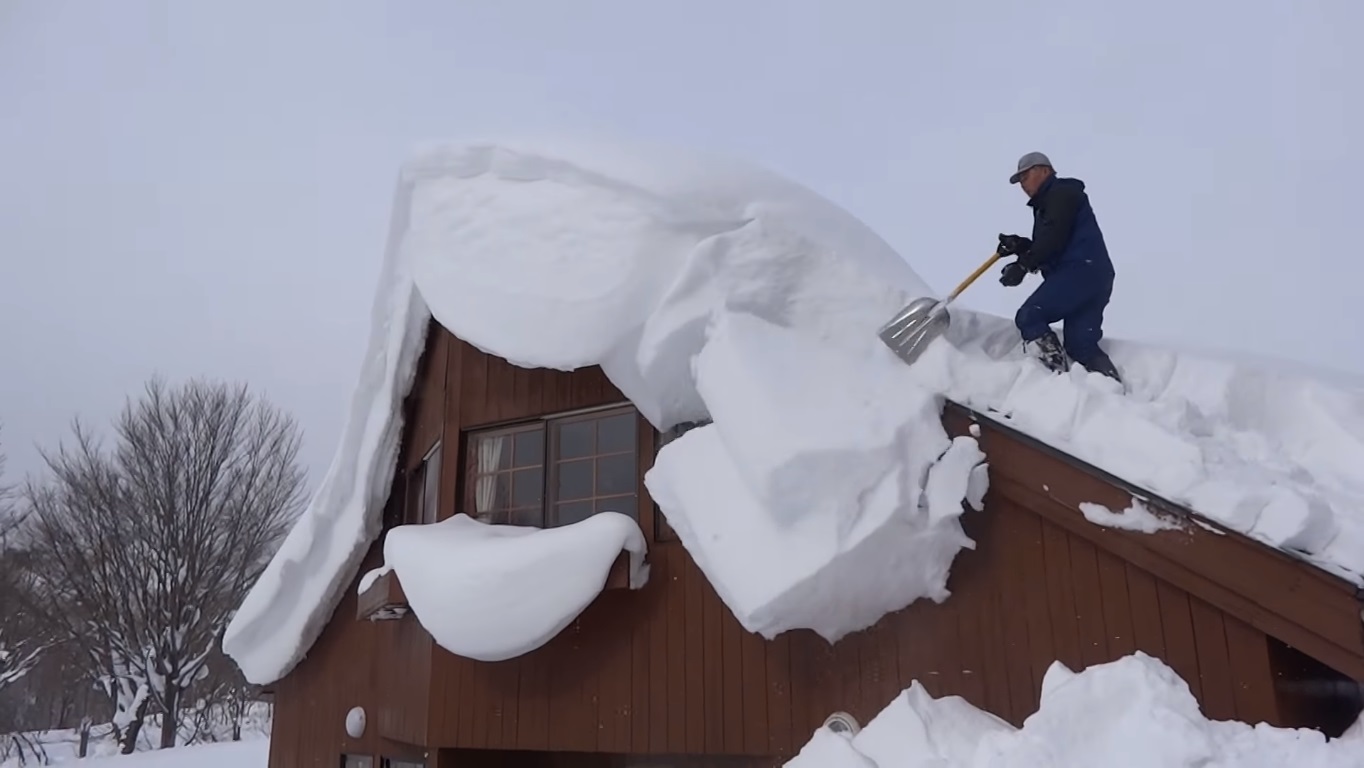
[786,652,1364,767]
[224,136,1364,688]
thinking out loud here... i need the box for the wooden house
[252,317,1364,768]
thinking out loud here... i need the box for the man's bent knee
[1014,303,1051,342]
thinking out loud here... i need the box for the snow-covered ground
[786,653,1364,767]
[222,138,1364,763]
[0,703,270,767]
[0,740,267,768]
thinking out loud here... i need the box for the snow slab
[786,652,1364,768]
[363,512,648,661]
[225,136,1364,687]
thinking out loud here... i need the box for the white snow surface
[1078,499,1184,534]
[224,137,1364,686]
[364,512,648,661]
[785,652,1364,768]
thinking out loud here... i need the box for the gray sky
[1,0,1360,487]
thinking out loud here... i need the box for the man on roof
[996,151,1122,383]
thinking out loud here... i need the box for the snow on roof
[223,137,1364,687]
[786,651,1363,766]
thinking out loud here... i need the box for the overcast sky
[1,0,1359,487]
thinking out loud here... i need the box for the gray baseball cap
[1009,151,1052,184]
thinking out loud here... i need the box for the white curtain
[474,436,505,521]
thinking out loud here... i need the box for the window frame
[461,403,642,530]
[403,440,441,526]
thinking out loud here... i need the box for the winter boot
[1025,330,1069,373]
[1082,351,1123,384]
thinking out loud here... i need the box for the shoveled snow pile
[406,139,986,644]
[908,310,1364,583]
[359,512,648,661]
[787,652,1364,767]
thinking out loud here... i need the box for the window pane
[343,756,374,768]
[508,506,544,527]
[597,412,635,454]
[513,429,544,467]
[554,501,594,527]
[556,459,593,501]
[511,468,543,507]
[473,434,510,472]
[471,472,507,520]
[595,453,636,496]
[595,495,636,519]
[558,420,594,460]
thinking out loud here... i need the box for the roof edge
[944,401,1364,682]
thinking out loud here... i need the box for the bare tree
[1,430,51,746]
[22,378,304,752]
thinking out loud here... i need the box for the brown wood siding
[271,327,1363,767]
[265,327,445,768]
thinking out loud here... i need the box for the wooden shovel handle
[946,251,1003,302]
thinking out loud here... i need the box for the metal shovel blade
[877,296,951,367]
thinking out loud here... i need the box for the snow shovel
[877,251,1002,366]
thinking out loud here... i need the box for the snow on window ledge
[364,512,649,661]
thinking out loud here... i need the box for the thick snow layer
[787,652,1364,768]
[224,136,1364,686]
[910,310,1364,582]
[363,512,648,661]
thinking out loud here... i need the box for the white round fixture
[345,706,366,738]
[822,711,861,738]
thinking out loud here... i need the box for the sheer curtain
[473,436,505,521]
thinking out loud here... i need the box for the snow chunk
[380,513,647,662]
[644,313,983,642]
[790,652,1364,767]
[1078,499,1184,534]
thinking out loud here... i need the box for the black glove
[999,261,1027,287]
[998,233,1032,258]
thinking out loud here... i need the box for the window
[341,756,374,768]
[382,759,424,768]
[653,419,710,542]
[464,405,639,528]
[404,441,441,525]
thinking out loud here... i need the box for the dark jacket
[1023,175,1113,277]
